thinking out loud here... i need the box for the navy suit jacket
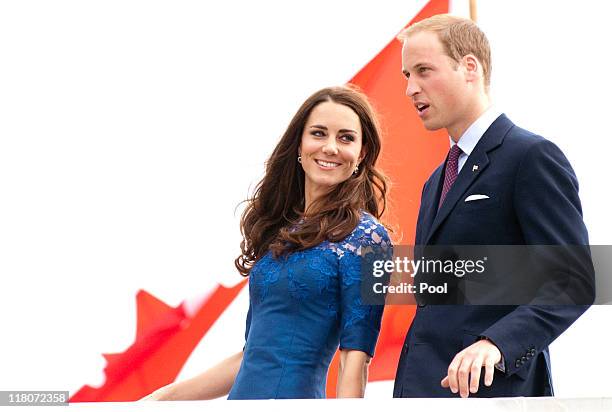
[393,114,594,397]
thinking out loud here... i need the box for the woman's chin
[310,178,349,192]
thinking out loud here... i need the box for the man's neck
[448,96,491,143]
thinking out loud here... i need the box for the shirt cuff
[495,355,505,372]
[479,336,505,372]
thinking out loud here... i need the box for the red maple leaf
[70,281,246,402]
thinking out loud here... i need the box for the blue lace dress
[227,212,391,399]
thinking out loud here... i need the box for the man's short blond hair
[398,14,491,88]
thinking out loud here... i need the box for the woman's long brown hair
[235,85,389,276]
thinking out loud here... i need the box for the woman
[144,85,391,400]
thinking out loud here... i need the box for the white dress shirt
[450,106,503,173]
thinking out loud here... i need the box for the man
[393,14,594,398]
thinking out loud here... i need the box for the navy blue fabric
[228,212,391,399]
[393,114,595,397]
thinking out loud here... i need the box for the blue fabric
[228,212,391,399]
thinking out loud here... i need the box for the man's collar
[449,106,503,155]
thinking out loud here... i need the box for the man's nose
[406,77,421,97]
[322,138,339,155]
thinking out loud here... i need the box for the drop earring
[298,155,302,163]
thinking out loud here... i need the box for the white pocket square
[465,194,490,202]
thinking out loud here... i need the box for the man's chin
[423,121,443,131]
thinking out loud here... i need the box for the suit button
[521,356,527,363]
[515,359,521,368]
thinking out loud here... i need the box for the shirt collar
[449,106,503,155]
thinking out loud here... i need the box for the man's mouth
[315,159,341,169]
[415,102,430,118]
[415,103,430,113]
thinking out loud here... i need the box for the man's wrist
[479,336,505,372]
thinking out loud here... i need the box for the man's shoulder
[498,119,544,151]
[495,119,565,161]
[492,120,574,182]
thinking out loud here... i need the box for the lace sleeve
[338,216,392,357]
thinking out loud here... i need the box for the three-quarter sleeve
[338,219,391,357]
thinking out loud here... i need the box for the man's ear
[463,54,481,83]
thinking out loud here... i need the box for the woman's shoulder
[343,211,392,249]
[358,210,383,227]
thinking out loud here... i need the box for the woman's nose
[322,138,338,155]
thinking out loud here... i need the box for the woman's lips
[315,159,341,169]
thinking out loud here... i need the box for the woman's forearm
[336,349,370,398]
[148,351,243,400]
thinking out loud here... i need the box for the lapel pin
[472,165,479,172]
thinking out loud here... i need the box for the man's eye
[419,67,429,73]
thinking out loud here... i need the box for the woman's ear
[359,148,367,163]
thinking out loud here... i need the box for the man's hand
[441,339,502,398]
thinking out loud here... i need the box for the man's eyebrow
[403,62,430,78]
[310,125,358,134]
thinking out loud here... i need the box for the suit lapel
[424,114,513,245]
[418,164,444,244]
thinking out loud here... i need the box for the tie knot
[449,144,462,162]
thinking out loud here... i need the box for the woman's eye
[340,134,355,142]
[311,130,325,137]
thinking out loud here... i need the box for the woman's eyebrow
[310,125,357,134]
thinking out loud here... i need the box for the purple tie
[438,144,463,209]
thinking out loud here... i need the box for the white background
[0,0,611,398]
